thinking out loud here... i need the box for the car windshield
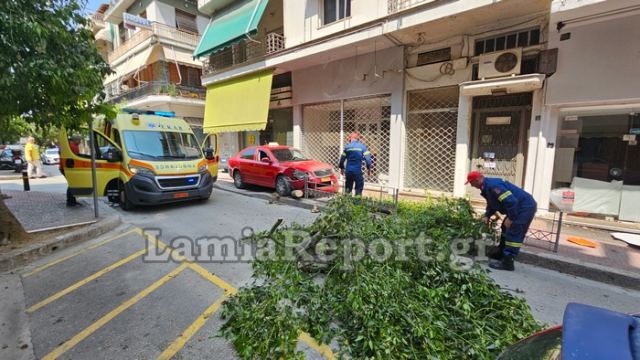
[45,149,59,154]
[123,131,202,160]
[270,148,308,162]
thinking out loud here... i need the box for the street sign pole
[88,121,99,218]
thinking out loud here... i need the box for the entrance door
[469,93,532,198]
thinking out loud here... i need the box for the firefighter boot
[489,256,515,271]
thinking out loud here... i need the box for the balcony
[106,81,206,104]
[387,0,436,13]
[108,23,201,64]
[202,32,285,76]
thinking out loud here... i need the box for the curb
[518,250,640,291]
[0,215,121,273]
[214,183,328,212]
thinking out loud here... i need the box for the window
[416,48,451,66]
[175,9,198,34]
[271,148,308,162]
[323,0,351,25]
[475,28,541,56]
[240,148,256,160]
[258,150,270,162]
[118,22,126,45]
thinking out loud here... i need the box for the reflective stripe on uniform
[346,148,363,152]
[505,241,522,248]
[363,151,371,155]
[498,191,513,202]
[341,152,346,156]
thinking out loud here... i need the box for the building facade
[93,0,210,138]
[193,0,640,222]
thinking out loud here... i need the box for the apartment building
[93,0,210,137]
[194,0,550,193]
[192,0,640,222]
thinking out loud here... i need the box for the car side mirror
[204,147,214,160]
[261,157,272,164]
[104,148,122,162]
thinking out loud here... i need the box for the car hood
[280,160,334,174]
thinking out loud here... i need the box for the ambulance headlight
[129,164,155,177]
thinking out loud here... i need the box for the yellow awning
[203,70,273,133]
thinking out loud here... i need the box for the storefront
[543,1,640,221]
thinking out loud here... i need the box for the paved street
[2,170,640,359]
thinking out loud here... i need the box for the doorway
[469,93,532,197]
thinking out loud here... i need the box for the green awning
[194,0,269,58]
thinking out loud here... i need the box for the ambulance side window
[94,132,117,160]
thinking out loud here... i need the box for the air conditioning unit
[478,48,522,79]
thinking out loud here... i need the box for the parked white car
[42,148,60,164]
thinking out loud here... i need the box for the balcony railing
[105,81,206,104]
[387,0,435,13]
[202,32,285,76]
[108,23,201,63]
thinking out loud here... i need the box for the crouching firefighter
[466,171,537,271]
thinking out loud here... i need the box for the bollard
[22,170,30,191]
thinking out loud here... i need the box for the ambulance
[59,110,218,210]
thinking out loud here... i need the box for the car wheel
[275,175,291,197]
[233,170,245,189]
[119,189,135,211]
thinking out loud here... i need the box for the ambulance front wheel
[119,189,135,211]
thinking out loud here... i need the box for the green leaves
[0,0,115,131]
[221,196,542,359]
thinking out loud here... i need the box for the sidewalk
[0,190,121,272]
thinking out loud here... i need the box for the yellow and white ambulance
[59,111,218,210]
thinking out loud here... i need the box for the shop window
[323,0,351,25]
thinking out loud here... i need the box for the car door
[59,129,122,197]
[254,148,275,186]
[201,133,219,176]
[237,147,257,184]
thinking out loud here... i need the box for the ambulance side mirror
[104,148,122,162]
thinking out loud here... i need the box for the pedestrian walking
[339,132,372,197]
[466,171,537,271]
[25,137,46,179]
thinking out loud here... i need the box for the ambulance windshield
[123,131,202,160]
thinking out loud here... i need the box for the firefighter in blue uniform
[339,132,372,196]
[466,171,537,271]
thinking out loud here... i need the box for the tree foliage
[0,0,115,132]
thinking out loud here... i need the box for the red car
[228,145,339,196]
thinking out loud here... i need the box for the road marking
[139,227,335,360]
[143,228,237,294]
[27,246,151,313]
[22,228,138,278]
[42,263,188,360]
[157,293,228,360]
[299,332,336,360]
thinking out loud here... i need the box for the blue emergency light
[122,109,176,118]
